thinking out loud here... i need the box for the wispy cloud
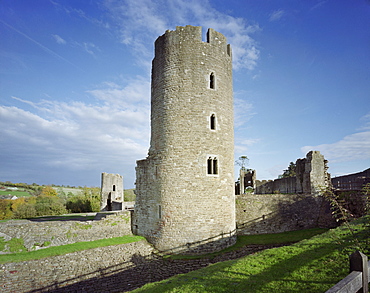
[302,112,370,163]
[301,131,370,163]
[0,76,150,186]
[234,97,256,128]
[50,0,110,29]
[360,112,370,130]
[0,20,82,71]
[269,9,285,22]
[52,34,66,44]
[310,0,329,12]
[103,0,260,70]
[81,42,100,57]
[235,138,260,155]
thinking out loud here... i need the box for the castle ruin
[133,26,236,254]
[100,172,124,211]
[255,151,331,195]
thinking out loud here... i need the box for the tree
[235,155,249,170]
[39,186,58,197]
[281,162,296,178]
[35,195,66,216]
[66,187,101,213]
[13,202,37,219]
[0,199,13,220]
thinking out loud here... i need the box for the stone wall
[236,193,337,235]
[1,240,154,293]
[0,212,131,253]
[134,25,236,254]
[331,168,370,191]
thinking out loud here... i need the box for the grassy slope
[0,190,33,197]
[0,235,145,264]
[133,220,369,293]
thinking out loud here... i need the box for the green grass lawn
[0,235,145,264]
[29,214,96,221]
[168,228,328,260]
[132,219,369,293]
[0,190,33,197]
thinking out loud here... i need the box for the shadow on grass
[134,231,359,293]
[17,229,356,293]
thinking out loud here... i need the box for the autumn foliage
[0,185,100,220]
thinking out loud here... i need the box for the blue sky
[1,0,369,188]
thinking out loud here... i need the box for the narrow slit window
[158,205,162,219]
[207,156,218,175]
[210,73,215,89]
[207,157,213,174]
[213,158,218,174]
[112,185,116,191]
[210,114,216,130]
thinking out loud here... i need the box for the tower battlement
[155,25,231,59]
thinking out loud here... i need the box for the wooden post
[350,251,368,293]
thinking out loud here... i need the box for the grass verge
[28,214,96,221]
[168,228,328,260]
[133,220,369,292]
[0,235,145,264]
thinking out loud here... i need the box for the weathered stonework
[236,193,337,235]
[332,168,370,191]
[236,168,256,195]
[133,26,236,254]
[255,151,331,195]
[100,172,123,211]
[0,212,131,253]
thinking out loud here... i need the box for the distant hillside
[52,187,83,196]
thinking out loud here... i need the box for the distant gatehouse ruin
[100,172,123,211]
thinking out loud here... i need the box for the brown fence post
[350,251,369,293]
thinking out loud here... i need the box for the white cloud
[310,1,328,12]
[234,96,256,128]
[235,138,260,154]
[0,20,80,70]
[88,76,150,109]
[103,0,260,70]
[52,34,66,44]
[82,42,100,57]
[267,164,286,178]
[0,76,150,186]
[360,112,370,130]
[301,131,370,163]
[302,112,370,164]
[269,9,285,22]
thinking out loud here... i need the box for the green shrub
[0,199,13,220]
[35,195,67,216]
[13,203,37,219]
[66,195,92,213]
[66,187,100,213]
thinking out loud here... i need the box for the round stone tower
[133,25,236,254]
